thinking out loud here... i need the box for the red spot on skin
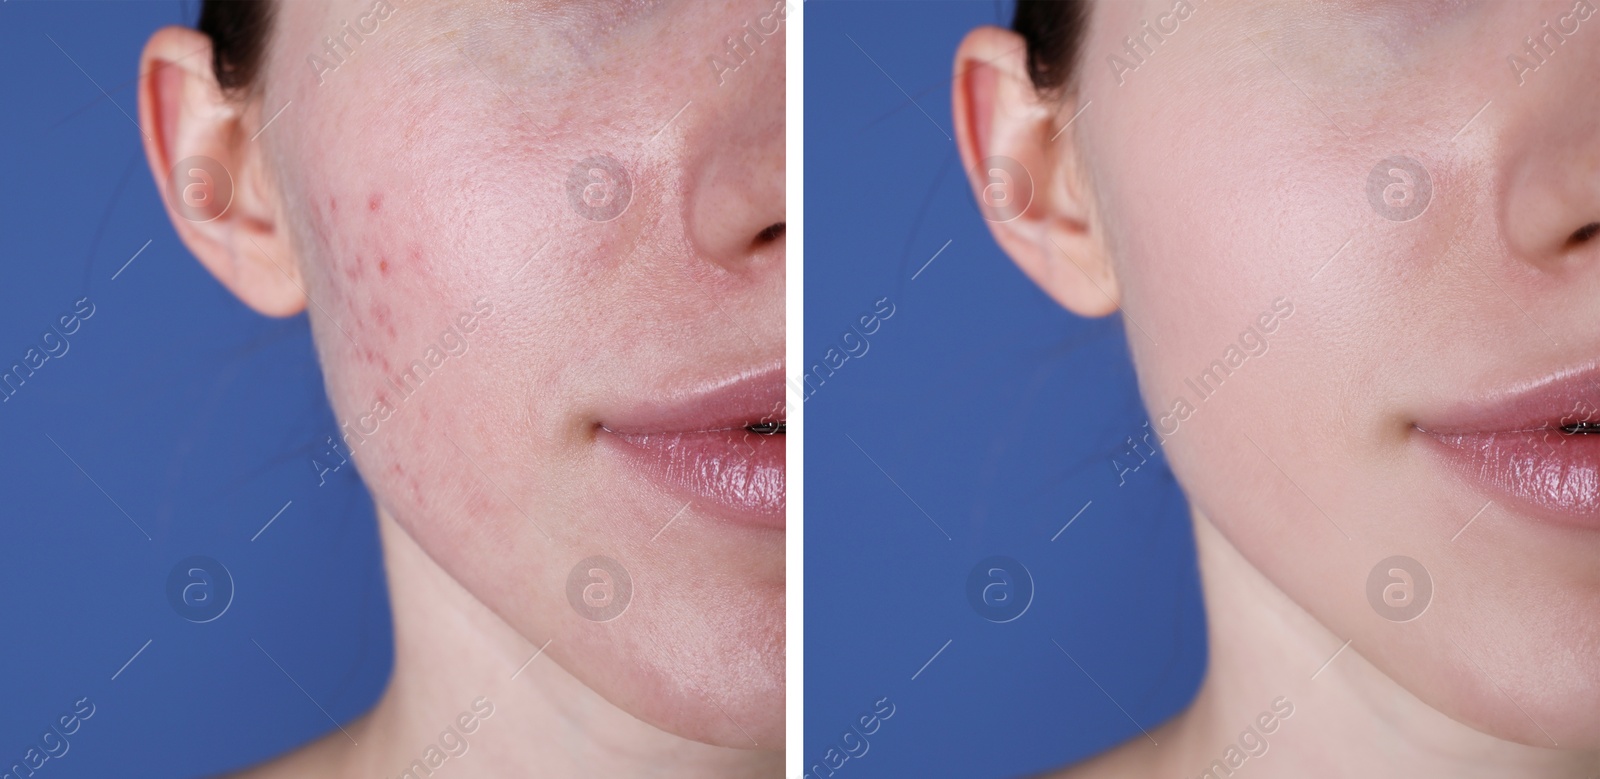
[330,196,338,213]
[468,490,495,519]
[369,194,383,212]
[386,323,398,339]
[379,258,390,275]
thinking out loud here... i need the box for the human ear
[137,26,305,317]
[952,26,1118,317]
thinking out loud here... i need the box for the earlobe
[138,26,305,318]
[952,26,1120,318]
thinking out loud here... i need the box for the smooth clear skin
[138,0,782,775]
[956,1,1599,776]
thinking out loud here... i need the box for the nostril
[754,222,785,246]
[1570,222,1600,246]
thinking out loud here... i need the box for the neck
[1142,511,1596,779]
[336,509,777,779]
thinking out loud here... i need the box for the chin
[566,575,786,750]
[1422,615,1600,749]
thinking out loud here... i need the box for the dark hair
[1012,0,1089,94]
[198,0,274,93]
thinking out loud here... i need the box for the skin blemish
[329,195,338,213]
[467,490,496,520]
[369,193,383,212]
[380,258,390,275]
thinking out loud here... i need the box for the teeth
[746,421,785,435]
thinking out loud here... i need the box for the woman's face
[258,0,784,747]
[1072,0,1599,748]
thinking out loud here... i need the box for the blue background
[0,3,391,777]
[803,2,1206,777]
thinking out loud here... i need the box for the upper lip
[597,362,785,435]
[1413,360,1600,435]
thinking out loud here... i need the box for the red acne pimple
[369,194,383,212]
[379,258,390,275]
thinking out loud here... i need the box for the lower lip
[1421,428,1600,526]
[602,428,785,529]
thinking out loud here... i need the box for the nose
[1498,33,1600,265]
[1500,125,1600,262]
[681,15,785,273]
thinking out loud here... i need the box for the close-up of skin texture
[805,0,1597,778]
[134,0,784,776]
[949,0,1600,776]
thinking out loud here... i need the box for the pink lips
[598,366,785,529]
[1416,363,1600,526]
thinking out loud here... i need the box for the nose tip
[684,141,785,272]
[1494,44,1600,267]
[1501,144,1600,262]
